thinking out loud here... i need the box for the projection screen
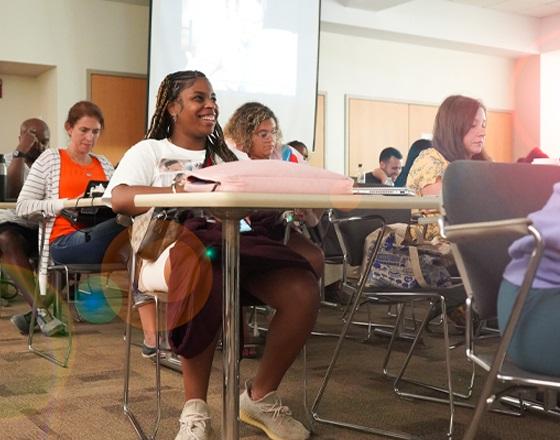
[148,0,321,151]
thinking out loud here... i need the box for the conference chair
[123,249,171,440]
[28,214,127,368]
[440,160,560,440]
[309,208,461,439]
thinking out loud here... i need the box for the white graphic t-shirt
[104,137,247,254]
[104,138,247,200]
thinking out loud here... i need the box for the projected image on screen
[181,0,297,96]
[149,0,320,150]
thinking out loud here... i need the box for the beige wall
[0,0,149,151]
[319,31,517,173]
[347,97,514,176]
[0,74,46,150]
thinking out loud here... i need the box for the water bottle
[0,154,7,202]
[357,163,366,184]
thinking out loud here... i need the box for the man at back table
[3,118,65,336]
[364,146,403,186]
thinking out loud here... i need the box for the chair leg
[462,367,499,440]
[384,298,475,399]
[384,300,521,435]
[309,286,415,439]
[27,270,72,368]
[123,287,162,439]
[382,297,457,438]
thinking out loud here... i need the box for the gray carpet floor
[0,292,558,440]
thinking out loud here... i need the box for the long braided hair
[146,70,238,165]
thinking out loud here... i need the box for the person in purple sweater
[498,182,560,375]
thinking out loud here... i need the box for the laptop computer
[84,180,109,198]
[352,186,416,196]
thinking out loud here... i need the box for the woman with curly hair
[224,101,302,162]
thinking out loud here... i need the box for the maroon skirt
[166,214,317,358]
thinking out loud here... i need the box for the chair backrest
[331,208,411,267]
[309,212,343,261]
[442,161,560,319]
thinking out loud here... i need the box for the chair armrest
[440,217,532,242]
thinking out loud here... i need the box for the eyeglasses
[253,129,278,140]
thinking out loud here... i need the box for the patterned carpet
[0,293,558,440]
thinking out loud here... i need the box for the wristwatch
[12,150,26,159]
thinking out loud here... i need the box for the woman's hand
[293,208,322,227]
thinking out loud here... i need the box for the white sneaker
[240,382,310,440]
[175,399,213,440]
[36,308,66,337]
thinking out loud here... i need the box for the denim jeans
[50,218,126,265]
[498,279,560,376]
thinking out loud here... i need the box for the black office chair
[441,160,560,440]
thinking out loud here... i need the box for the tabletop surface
[2,194,441,211]
[0,198,106,210]
[134,191,441,211]
[62,197,106,208]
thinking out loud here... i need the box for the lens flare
[73,274,123,324]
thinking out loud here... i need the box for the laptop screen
[84,180,109,198]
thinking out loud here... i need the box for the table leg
[222,218,240,440]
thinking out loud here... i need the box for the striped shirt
[16,148,114,295]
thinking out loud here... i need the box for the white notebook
[352,186,416,196]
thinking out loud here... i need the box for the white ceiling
[104,0,560,18]
[340,0,560,18]
[451,0,560,18]
[102,0,149,6]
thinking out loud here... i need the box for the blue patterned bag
[363,224,452,289]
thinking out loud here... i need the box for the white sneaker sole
[240,410,282,440]
[240,410,310,440]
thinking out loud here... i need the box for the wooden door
[408,104,437,147]
[347,98,408,177]
[90,73,147,165]
[486,111,513,163]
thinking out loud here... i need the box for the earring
[172,114,178,122]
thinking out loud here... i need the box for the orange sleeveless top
[50,149,107,243]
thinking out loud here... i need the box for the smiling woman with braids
[106,71,317,440]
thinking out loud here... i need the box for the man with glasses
[3,118,65,336]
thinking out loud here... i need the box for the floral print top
[406,148,448,194]
[406,148,449,240]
